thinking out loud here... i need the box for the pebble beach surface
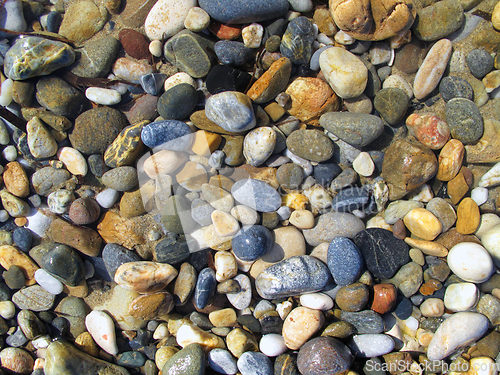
[0,0,500,374]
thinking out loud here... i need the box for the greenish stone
[221,135,245,166]
[104,120,147,168]
[275,353,300,375]
[44,341,130,375]
[474,29,500,54]
[162,343,205,375]
[321,321,356,339]
[286,129,334,163]
[160,195,196,234]
[0,231,12,246]
[21,108,72,132]
[70,36,120,78]
[36,76,87,119]
[412,0,464,42]
[373,88,409,126]
[164,30,215,78]
[237,314,261,333]
[17,309,46,340]
[40,243,86,287]
[4,37,75,80]
[144,360,158,375]
[262,212,279,229]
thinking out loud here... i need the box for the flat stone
[194,268,216,310]
[70,36,119,78]
[36,76,87,119]
[237,351,274,375]
[114,261,178,293]
[49,218,101,257]
[466,49,494,79]
[303,212,365,247]
[58,0,107,43]
[319,112,384,147]
[198,0,289,23]
[247,57,291,103]
[120,0,156,28]
[341,310,385,334]
[4,37,75,80]
[335,283,369,312]
[412,0,464,42]
[104,121,146,169]
[331,186,370,213]
[141,120,193,150]
[353,228,410,280]
[231,179,281,213]
[12,285,55,311]
[286,129,334,163]
[282,307,324,350]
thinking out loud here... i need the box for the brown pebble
[68,197,101,225]
[321,321,355,338]
[456,197,480,234]
[3,162,30,198]
[129,292,174,320]
[436,139,465,181]
[335,283,369,312]
[435,228,481,249]
[392,219,406,239]
[419,279,442,296]
[371,283,397,315]
[14,218,27,227]
[447,170,470,205]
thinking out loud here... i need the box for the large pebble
[319,47,368,99]
[141,120,193,150]
[348,334,395,358]
[237,351,273,375]
[480,224,500,267]
[327,237,364,286]
[85,87,121,106]
[443,283,478,312]
[231,179,281,213]
[303,212,365,247]
[445,98,484,145]
[144,0,196,40]
[427,312,489,360]
[198,0,289,23]
[227,274,252,310]
[412,0,464,41]
[255,255,331,299]
[286,129,334,163]
[282,307,324,350]
[232,225,273,261]
[447,242,494,283]
[58,0,106,43]
[297,337,352,375]
[85,310,118,355]
[162,343,205,375]
[114,261,178,293]
[243,127,276,167]
[208,349,238,374]
[205,91,256,133]
[280,16,315,65]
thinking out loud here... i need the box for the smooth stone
[198,0,289,23]
[481,224,500,268]
[280,16,315,65]
[3,265,25,290]
[277,163,304,190]
[330,186,370,213]
[102,120,144,169]
[194,268,216,309]
[47,189,75,215]
[299,292,334,311]
[69,36,120,78]
[327,237,364,286]
[101,167,138,191]
[85,87,121,105]
[184,6,210,32]
[319,47,368,99]
[427,312,489,360]
[206,65,252,94]
[445,98,484,144]
[141,120,193,150]
[466,49,494,79]
[12,285,55,311]
[412,0,464,41]
[58,0,107,43]
[0,0,26,36]
[40,244,85,287]
[0,190,30,217]
[243,127,276,167]
[406,113,451,150]
[4,37,75,80]
[373,88,409,125]
[34,269,63,295]
[335,283,369,312]
[353,228,410,280]
[403,208,442,241]
[232,225,273,261]
[215,41,253,67]
[341,310,384,334]
[297,337,351,375]
[57,147,88,176]
[303,212,365,247]
[214,251,237,282]
[113,57,153,83]
[12,228,31,253]
[382,74,413,99]
[447,242,494,283]
[439,76,474,103]
[444,283,478,312]
[0,347,33,374]
[191,199,215,227]
[231,179,280,213]
[85,310,117,355]
[164,29,215,78]
[69,197,100,225]
[313,163,342,187]
[282,307,324,350]
[3,162,29,198]
[319,112,384,147]
[237,351,273,375]
[154,234,190,265]
[157,84,197,120]
[162,343,205,375]
[208,348,238,374]
[260,333,287,357]
[226,274,252,310]
[205,91,256,133]
[286,129,334,163]
[255,255,331,299]
[389,261,423,298]
[118,29,150,61]
[202,183,234,212]
[100,244,141,282]
[36,76,87,119]
[413,39,453,100]
[174,263,197,305]
[348,334,395,358]
[114,261,178,293]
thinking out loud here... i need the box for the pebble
[427,312,489,360]
[403,208,442,241]
[96,188,120,209]
[198,0,289,23]
[445,98,484,144]
[242,23,263,49]
[352,152,375,177]
[439,76,474,102]
[327,237,363,286]
[40,243,85,287]
[481,224,500,267]
[443,282,478,312]
[412,0,464,41]
[69,197,100,225]
[208,348,238,374]
[57,147,87,177]
[85,87,121,105]
[467,49,494,79]
[141,120,193,150]
[232,225,273,261]
[447,242,494,283]
[194,268,216,309]
[114,261,178,293]
[286,129,334,163]
[231,179,281,213]
[237,351,274,375]
[162,343,205,375]
[12,285,55,311]
[58,0,106,43]
[3,162,29,198]
[282,307,324,350]
[26,117,58,159]
[303,211,365,246]
[280,16,315,65]
[215,41,253,66]
[34,269,64,295]
[260,333,287,357]
[413,39,453,100]
[144,0,196,40]
[113,57,153,83]
[319,47,368,99]
[299,292,334,311]
[373,88,408,125]
[336,283,369,312]
[382,74,413,99]
[243,127,276,167]
[348,334,395,358]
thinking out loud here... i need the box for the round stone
[157,84,198,120]
[445,98,484,145]
[40,244,86,287]
[297,337,352,375]
[231,179,281,213]
[243,127,276,167]
[403,208,443,241]
[237,351,273,375]
[439,76,474,102]
[327,237,364,286]
[205,91,256,133]
[69,197,100,225]
[231,225,273,261]
[335,283,369,312]
[214,41,253,67]
[447,242,494,283]
[443,283,478,312]
[466,49,494,79]
[286,129,335,163]
[373,88,409,125]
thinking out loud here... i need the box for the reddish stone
[118,29,151,61]
[208,21,241,40]
[406,113,450,150]
[371,283,397,314]
[392,219,406,240]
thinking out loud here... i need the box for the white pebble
[85,310,118,355]
[443,283,478,312]
[35,269,64,295]
[352,151,375,177]
[288,0,313,12]
[276,300,293,320]
[153,322,169,340]
[471,187,488,206]
[2,145,17,161]
[406,184,434,202]
[420,298,445,317]
[259,334,288,357]
[28,195,41,207]
[447,242,494,283]
[96,188,120,209]
[184,7,210,32]
[26,207,53,237]
[475,213,500,239]
[304,185,332,209]
[85,87,121,106]
[0,301,16,319]
[164,72,196,92]
[299,292,334,311]
[242,23,263,49]
[0,211,8,222]
[479,161,500,187]
[231,205,259,225]
[57,147,88,176]
[0,79,14,107]
[334,30,356,45]
[32,335,51,349]
[0,119,10,145]
[149,40,163,57]
[317,33,334,45]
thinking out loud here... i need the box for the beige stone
[175,161,207,192]
[57,147,88,176]
[420,298,445,317]
[208,308,237,327]
[282,307,325,350]
[0,245,38,286]
[114,261,178,293]
[310,242,329,263]
[3,162,29,198]
[155,346,179,370]
[143,150,188,179]
[173,263,197,306]
[403,208,442,241]
[214,251,237,282]
[75,332,99,357]
[191,130,221,156]
[212,210,240,238]
[436,139,464,181]
[456,197,480,235]
[176,324,226,352]
[404,238,448,257]
[128,292,174,320]
[225,328,258,358]
[493,0,500,31]
[289,209,315,229]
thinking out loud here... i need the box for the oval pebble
[259,334,287,357]
[348,334,395,358]
[447,242,494,283]
[299,292,334,311]
[85,310,118,355]
[443,283,478,312]
[226,274,252,310]
[34,269,63,295]
[237,351,274,375]
[85,87,121,105]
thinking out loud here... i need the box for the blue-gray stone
[205,91,256,132]
[445,98,484,145]
[102,243,141,280]
[194,268,216,309]
[331,186,370,212]
[154,233,190,265]
[191,199,215,226]
[46,11,62,33]
[117,351,147,368]
[341,310,385,334]
[157,83,198,120]
[141,120,193,150]
[6,327,28,347]
[327,237,364,286]
[237,351,273,375]
[199,0,289,24]
[232,225,273,261]
[208,150,225,170]
[40,244,85,287]
[313,162,342,187]
[140,73,167,96]
[466,49,494,79]
[310,45,333,71]
[208,349,238,375]
[280,17,316,66]
[439,76,474,102]
[353,228,410,280]
[13,227,32,252]
[215,41,253,67]
[255,255,332,299]
[4,36,75,80]
[231,179,281,213]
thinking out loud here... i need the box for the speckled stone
[36,76,87,119]
[330,186,370,213]
[297,337,352,375]
[141,120,193,150]
[231,179,281,213]
[439,76,474,103]
[303,212,365,247]
[198,0,289,23]
[232,225,273,261]
[466,49,494,79]
[194,268,216,310]
[162,343,205,375]
[327,237,364,286]
[70,36,120,78]
[280,16,315,65]
[353,228,410,280]
[255,255,331,299]
[341,310,384,334]
[373,88,409,125]
[319,112,384,147]
[446,98,484,145]
[335,283,369,312]
[412,0,464,42]
[286,129,334,163]
[237,351,274,375]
